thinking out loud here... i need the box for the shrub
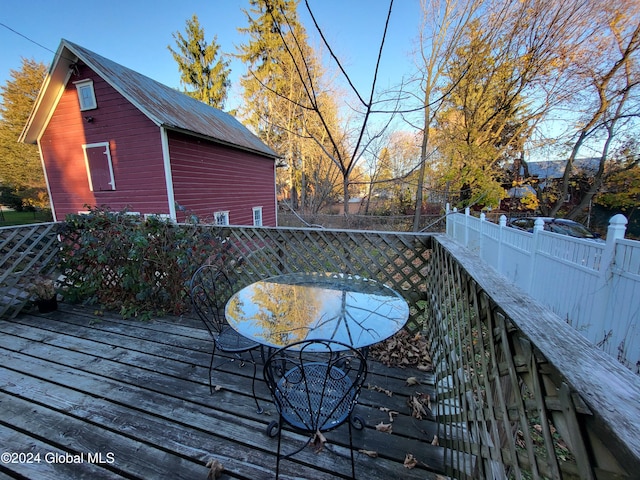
[58,206,231,319]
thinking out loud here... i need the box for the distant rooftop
[525,158,600,179]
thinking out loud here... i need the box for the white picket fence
[446,207,640,373]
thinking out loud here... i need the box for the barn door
[82,142,115,191]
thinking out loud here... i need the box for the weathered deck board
[0,304,444,479]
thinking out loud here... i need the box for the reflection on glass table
[225,272,410,350]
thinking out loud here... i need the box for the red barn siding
[40,63,169,220]
[169,131,276,226]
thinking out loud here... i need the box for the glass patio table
[225,272,410,351]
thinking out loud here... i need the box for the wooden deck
[0,304,445,480]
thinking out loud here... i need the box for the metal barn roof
[21,39,278,159]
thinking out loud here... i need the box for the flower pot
[37,296,58,313]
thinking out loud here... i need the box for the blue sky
[1,0,422,111]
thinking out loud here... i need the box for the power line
[0,22,57,56]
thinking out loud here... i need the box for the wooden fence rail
[1,222,638,478]
[426,235,640,479]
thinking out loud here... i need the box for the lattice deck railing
[1,222,639,478]
[427,235,640,479]
[218,226,431,332]
[0,222,60,318]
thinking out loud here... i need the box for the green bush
[58,206,231,319]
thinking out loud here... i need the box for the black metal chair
[190,264,262,413]
[263,339,368,479]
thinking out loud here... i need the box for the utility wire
[0,22,57,56]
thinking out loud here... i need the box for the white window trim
[253,206,263,227]
[82,142,116,191]
[74,79,97,111]
[214,211,230,226]
[144,213,172,222]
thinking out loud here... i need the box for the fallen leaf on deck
[406,376,420,386]
[376,422,393,433]
[359,449,378,458]
[214,385,222,392]
[408,395,426,419]
[431,435,439,446]
[408,393,433,420]
[367,384,393,397]
[368,330,432,370]
[377,407,398,421]
[404,453,418,469]
[206,459,224,479]
[312,430,327,453]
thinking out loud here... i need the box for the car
[508,217,602,241]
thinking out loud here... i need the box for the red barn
[20,39,279,226]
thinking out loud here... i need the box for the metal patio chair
[263,339,368,479]
[190,264,262,413]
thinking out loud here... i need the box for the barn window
[74,79,97,111]
[82,142,115,191]
[253,207,263,226]
[214,211,229,226]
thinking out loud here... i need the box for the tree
[435,18,530,208]
[409,0,482,229]
[237,0,345,213]
[359,131,420,215]
[168,14,231,109]
[545,2,640,219]
[424,0,618,218]
[0,58,48,209]
[240,0,405,217]
[595,138,640,215]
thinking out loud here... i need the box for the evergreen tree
[168,14,231,109]
[236,0,304,141]
[0,58,48,209]
[237,0,343,212]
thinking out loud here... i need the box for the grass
[0,208,53,226]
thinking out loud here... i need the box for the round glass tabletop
[225,272,410,350]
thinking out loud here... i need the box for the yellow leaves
[519,190,539,210]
